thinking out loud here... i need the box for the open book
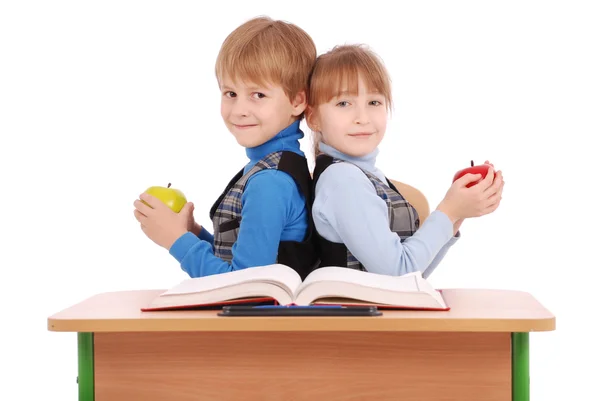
[141,264,449,311]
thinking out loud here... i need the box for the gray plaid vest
[312,155,420,271]
[208,151,317,279]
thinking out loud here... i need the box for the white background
[1,1,599,399]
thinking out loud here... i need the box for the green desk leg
[512,332,529,401]
[78,332,94,401]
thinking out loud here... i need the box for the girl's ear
[305,106,320,132]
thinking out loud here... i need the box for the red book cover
[140,297,277,312]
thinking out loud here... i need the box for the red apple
[453,160,495,188]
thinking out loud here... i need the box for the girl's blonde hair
[307,44,393,157]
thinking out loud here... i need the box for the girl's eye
[224,91,236,98]
[252,92,266,99]
[370,100,382,106]
[336,101,349,107]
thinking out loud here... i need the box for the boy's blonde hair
[215,16,316,113]
[307,44,393,156]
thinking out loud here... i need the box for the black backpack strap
[311,154,349,269]
[277,151,311,207]
[312,154,335,199]
[274,151,319,278]
[276,151,315,242]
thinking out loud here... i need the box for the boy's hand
[133,193,195,250]
[436,161,504,222]
[190,221,202,237]
[187,208,201,236]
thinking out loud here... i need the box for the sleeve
[169,170,293,278]
[315,163,455,276]
[421,233,460,278]
[198,226,214,245]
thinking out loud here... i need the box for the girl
[306,44,504,277]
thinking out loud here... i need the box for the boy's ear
[290,90,308,117]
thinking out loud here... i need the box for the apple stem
[168,183,171,188]
[470,160,474,167]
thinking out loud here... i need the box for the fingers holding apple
[185,204,199,234]
[452,160,495,188]
[473,165,495,190]
[453,172,483,189]
[457,160,501,195]
[484,172,505,214]
[133,208,147,224]
[133,198,154,217]
[142,183,187,213]
[483,170,504,198]
[481,161,503,190]
[139,193,167,211]
[133,182,193,250]
[486,189,502,209]
[483,191,502,215]
[181,201,196,231]
[438,160,504,221]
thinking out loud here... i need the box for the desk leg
[78,332,94,401]
[512,332,529,401]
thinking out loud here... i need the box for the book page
[161,264,302,298]
[296,266,422,296]
[149,282,294,308]
[295,281,445,308]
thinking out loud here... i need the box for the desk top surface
[47,289,555,333]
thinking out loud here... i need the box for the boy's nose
[231,99,251,117]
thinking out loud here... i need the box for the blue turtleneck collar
[244,120,305,173]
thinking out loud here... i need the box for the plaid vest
[208,151,317,279]
[312,154,420,271]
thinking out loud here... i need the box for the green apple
[143,183,187,213]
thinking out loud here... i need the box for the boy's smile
[233,124,258,129]
[219,75,307,148]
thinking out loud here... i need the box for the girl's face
[309,75,388,157]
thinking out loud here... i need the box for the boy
[133,16,318,279]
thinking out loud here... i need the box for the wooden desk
[48,289,555,401]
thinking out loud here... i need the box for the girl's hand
[436,161,504,221]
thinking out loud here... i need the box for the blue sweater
[313,142,459,278]
[169,121,309,278]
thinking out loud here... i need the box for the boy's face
[219,75,307,148]
[309,75,387,157]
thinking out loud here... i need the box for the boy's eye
[252,92,266,99]
[224,91,236,98]
[336,101,349,107]
[369,100,382,106]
